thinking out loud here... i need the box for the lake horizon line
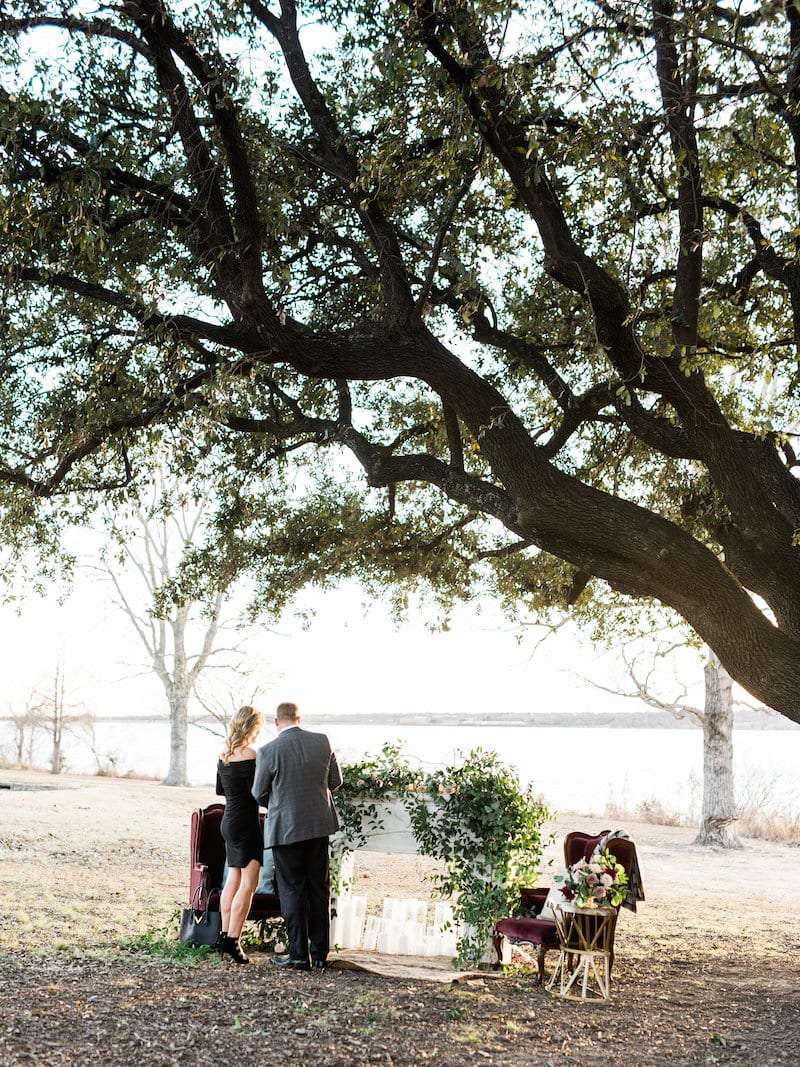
[2,709,791,730]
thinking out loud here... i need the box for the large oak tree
[1,2,798,721]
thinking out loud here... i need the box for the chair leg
[492,930,504,969]
[537,944,546,985]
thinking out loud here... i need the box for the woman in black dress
[216,704,264,964]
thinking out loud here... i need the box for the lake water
[3,718,799,819]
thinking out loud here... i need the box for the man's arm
[251,748,272,807]
[328,749,343,793]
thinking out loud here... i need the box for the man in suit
[252,701,342,970]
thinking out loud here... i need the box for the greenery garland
[334,743,551,965]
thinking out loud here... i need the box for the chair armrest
[189,862,209,901]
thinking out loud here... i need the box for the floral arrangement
[334,743,552,964]
[554,849,629,909]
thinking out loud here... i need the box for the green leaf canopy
[0,1,798,720]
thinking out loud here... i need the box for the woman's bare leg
[227,860,261,939]
[220,868,242,934]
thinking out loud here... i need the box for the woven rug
[326,949,500,983]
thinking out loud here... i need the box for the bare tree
[5,691,41,767]
[593,643,751,848]
[193,661,277,740]
[100,479,243,786]
[85,722,120,777]
[31,663,93,775]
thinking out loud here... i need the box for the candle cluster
[331,895,459,957]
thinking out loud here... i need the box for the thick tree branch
[124,0,265,298]
[121,0,246,305]
[414,144,483,315]
[9,268,254,350]
[652,0,704,350]
[442,402,464,472]
[245,0,415,325]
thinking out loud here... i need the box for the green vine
[334,742,417,849]
[334,743,552,966]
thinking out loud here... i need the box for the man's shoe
[311,959,327,970]
[270,955,310,971]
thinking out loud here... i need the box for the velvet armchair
[493,829,644,984]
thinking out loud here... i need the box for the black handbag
[179,887,222,947]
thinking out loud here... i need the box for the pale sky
[0,568,630,722]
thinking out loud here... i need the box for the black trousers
[272,836,331,963]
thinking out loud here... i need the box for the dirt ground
[0,768,798,1066]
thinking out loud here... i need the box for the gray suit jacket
[252,726,342,847]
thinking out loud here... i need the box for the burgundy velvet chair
[189,803,282,934]
[494,830,642,984]
[493,886,560,982]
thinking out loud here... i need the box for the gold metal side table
[547,903,615,1001]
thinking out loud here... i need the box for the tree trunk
[14,720,25,764]
[694,652,741,848]
[25,723,35,767]
[163,687,189,789]
[50,666,65,776]
[163,686,189,786]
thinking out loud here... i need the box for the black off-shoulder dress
[215,758,263,869]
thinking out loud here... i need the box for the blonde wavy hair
[221,705,263,764]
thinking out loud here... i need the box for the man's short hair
[276,701,300,722]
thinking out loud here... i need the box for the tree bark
[159,604,191,787]
[50,665,65,776]
[162,684,189,787]
[693,652,741,848]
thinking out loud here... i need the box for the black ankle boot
[215,930,228,955]
[220,935,250,965]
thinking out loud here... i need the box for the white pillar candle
[405,921,425,955]
[334,852,355,896]
[425,933,442,956]
[349,908,365,949]
[441,920,459,956]
[387,919,402,953]
[434,903,453,929]
[362,916,380,951]
[336,899,352,948]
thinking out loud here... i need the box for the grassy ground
[1,769,798,1066]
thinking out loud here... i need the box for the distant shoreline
[2,710,791,730]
